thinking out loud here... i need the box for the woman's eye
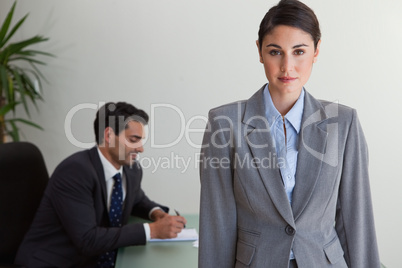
[294,50,304,55]
[269,50,281,56]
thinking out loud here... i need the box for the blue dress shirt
[263,84,305,260]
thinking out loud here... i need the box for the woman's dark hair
[258,0,321,50]
[94,102,149,144]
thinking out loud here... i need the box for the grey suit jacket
[199,85,380,268]
[15,147,168,267]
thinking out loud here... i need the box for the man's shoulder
[52,147,98,178]
[60,147,95,166]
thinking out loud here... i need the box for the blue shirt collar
[263,84,305,134]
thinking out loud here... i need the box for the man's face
[107,120,145,169]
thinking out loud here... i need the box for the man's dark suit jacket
[15,147,168,267]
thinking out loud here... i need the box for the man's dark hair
[258,0,321,50]
[94,102,149,145]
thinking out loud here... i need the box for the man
[15,102,186,267]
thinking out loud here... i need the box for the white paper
[149,228,198,242]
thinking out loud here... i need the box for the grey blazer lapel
[243,86,294,225]
[292,91,330,220]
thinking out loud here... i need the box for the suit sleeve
[335,109,381,267]
[131,186,169,220]
[49,158,147,256]
[130,192,169,219]
[199,110,238,268]
[128,165,169,219]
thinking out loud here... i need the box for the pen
[174,209,186,228]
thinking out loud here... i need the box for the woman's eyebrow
[265,43,309,49]
[266,43,281,48]
[293,43,309,48]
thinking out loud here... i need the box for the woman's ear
[313,39,321,63]
[256,40,264,63]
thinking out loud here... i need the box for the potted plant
[0,1,53,143]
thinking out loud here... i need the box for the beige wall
[1,0,400,266]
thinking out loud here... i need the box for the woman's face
[257,25,320,97]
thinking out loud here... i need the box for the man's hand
[149,211,187,239]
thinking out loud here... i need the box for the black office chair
[0,142,49,266]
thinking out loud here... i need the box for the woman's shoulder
[208,85,266,117]
[208,100,247,117]
[318,99,356,113]
[315,98,359,127]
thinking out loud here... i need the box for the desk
[115,214,198,268]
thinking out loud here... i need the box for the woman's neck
[268,86,302,116]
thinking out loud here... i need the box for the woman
[199,0,380,267]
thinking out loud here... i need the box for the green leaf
[0,102,17,116]
[3,117,44,142]
[7,117,43,130]
[0,64,9,97]
[0,1,51,142]
[12,69,31,117]
[2,36,49,61]
[7,75,15,110]
[1,14,29,48]
[27,62,47,84]
[9,56,47,65]
[23,68,43,97]
[6,119,20,141]
[14,49,54,57]
[0,1,16,46]
[20,72,38,98]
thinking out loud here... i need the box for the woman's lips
[278,76,296,83]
